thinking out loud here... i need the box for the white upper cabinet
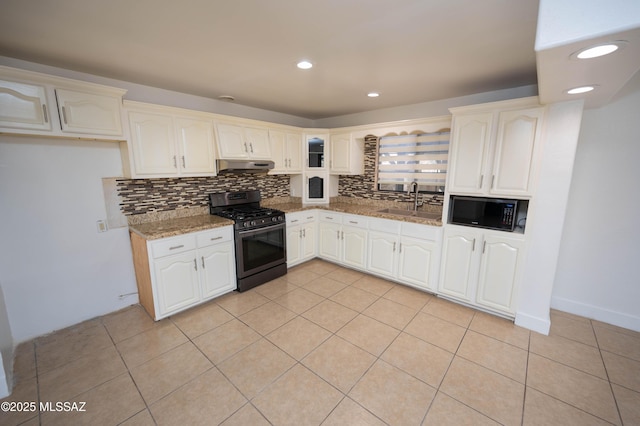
[0,79,51,131]
[54,88,123,136]
[125,102,216,178]
[175,116,216,174]
[270,129,302,174]
[216,123,271,160]
[129,111,177,175]
[447,98,544,198]
[330,132,364,175]
[0,66,126,139]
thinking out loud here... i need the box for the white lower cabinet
[439,225,525,315]
[286,211,317,266]
[317,212,368,270]
[131,226,236,320]
[367,219,441,292]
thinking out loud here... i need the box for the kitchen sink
[376,208,442,220]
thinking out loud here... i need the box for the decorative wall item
[117,174,290,215]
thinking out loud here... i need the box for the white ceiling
[0,0,540,119]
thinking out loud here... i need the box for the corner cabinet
[0,66,126,139]
[124,102,216,178]
[439,225,525,316]
[130,226,236,320]
[215,122,271,160]
[447,98,544,198]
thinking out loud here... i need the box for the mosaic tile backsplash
[117,174,290,215]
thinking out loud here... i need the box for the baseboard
[551,296,640,332]
[515,311,550,335]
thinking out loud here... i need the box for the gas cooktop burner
[216,206,281,221]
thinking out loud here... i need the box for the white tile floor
[2,259,639,425]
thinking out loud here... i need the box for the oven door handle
[236,223,286,237]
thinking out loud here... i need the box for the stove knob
[250,221,256,227]
[243,221,250,228]
[271,217,278,222]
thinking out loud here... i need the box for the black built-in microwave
[449,196,518,232]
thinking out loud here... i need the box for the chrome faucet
[408,182,423,211]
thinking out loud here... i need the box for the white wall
[552,72,640,331]
[0,137,138,342]
[0,283,13,398]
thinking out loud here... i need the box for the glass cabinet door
[307,136,325,168]
[308,175,324,199]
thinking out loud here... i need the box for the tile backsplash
[117,174,290,215]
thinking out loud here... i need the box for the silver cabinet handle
[173,156,177,168]
[210,236,223,241]
[291,219,299,223]
[349,221,358,224]
[472,238,476,251]
[169,244,184,250]
[303,228,306,238]
[249,143,254,153]
[299,229,303,239]
[306,216,314,220]
[393,242,396,252]
[479,175,484,189]
[482,240,487,253]
[336,230,340,239]
[182,156,186,168]
[244,142,248,152]
[491,175,495,189]
[194,258,197,271]
[42,104,48,123]
[61,106,68,124]
[201,256,205,268]
[399,243,402,253]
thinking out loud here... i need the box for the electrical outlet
[96,220,108,233]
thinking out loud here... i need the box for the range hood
[216,159,274,173]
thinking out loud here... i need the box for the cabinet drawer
[369,217,401,234]
[401,222,442,241]
[286,212,316,225]
[196,227,233,247]
[318,212,342,223]
[342,214,368,229]
[150,234,197,258]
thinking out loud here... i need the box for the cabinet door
[129,111,177,175]
[330,133,351,173]
[154,252,200,317]
[175,117,216,174]
[269,130,287,173]
[286,132,303,172]
[439,228,478,302]
[0,79,51,131]
[286,224,302,265]
[55,88,122,136]
[318,221,341,262]
[301,222,316,261]
[476,234,525,314]
[245,127,271,159]
[342,226,367,270]
[490,107,543,197]
[398,236,436,291]
[367,231,397,278]
[447,113,493,194]
[216,123,248,158]
[199,242,236,300]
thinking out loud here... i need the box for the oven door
[235,223,286,279]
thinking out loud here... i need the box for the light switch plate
[96,220,108,233]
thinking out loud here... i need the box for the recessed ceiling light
[566,85,597,95]
[297,60,313,70]
[571,41,628,59]
[367,92,380,98]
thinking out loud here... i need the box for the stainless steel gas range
[209,190,287,292]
